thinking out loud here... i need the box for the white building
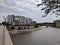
[27,18,32,24]
[7,15,33,25]
[7,15,37,29]
[7,15,14,24]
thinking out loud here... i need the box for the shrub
[56,26,60,28]
[6,26,12,31]
[34,24,39,28]
[11,26,14,30]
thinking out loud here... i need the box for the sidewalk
[0,25,5,45]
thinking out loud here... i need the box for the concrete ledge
[5,26,13,45]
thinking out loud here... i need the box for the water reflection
[10,27,60,45]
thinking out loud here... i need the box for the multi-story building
[7,15,36,29]
[7,15,14,25]
[27,18,32,24]
[7,15,32,25]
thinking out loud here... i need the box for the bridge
[0,25,13,45]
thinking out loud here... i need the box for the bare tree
[37,0,60,17]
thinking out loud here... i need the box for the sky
[0,0,60,23]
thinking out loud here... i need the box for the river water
[10,27,60,45]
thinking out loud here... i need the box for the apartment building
[7,15,33,25]
[7,15,36,29]
[7,15,14,24]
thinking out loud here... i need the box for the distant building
[7,15,33,25]
[7,15,36,29]
[7,15,14,25]
[54,20,60,27]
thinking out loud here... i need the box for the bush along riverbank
[9,27,42,35]
[55,26,60,28]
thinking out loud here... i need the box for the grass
[55,26,60,28]
[6,26,13,31]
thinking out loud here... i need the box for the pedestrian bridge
[0,25,13,45]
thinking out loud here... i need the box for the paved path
[0,25,5,45]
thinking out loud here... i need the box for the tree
[37,0,60,17]
[2,22,6,25]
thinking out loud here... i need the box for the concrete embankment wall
[9,27,42,35]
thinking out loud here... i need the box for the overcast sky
[0,0,60,23]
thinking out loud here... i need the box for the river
[10,27,60,45]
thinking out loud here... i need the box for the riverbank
[9,27,42,35]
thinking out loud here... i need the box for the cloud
[0,0,4,3]
[0,0,60,23]
[0,0,40,16]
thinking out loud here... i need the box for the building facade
[7,15,14,24]
[7,15,36,29]
[7,15,33,25]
